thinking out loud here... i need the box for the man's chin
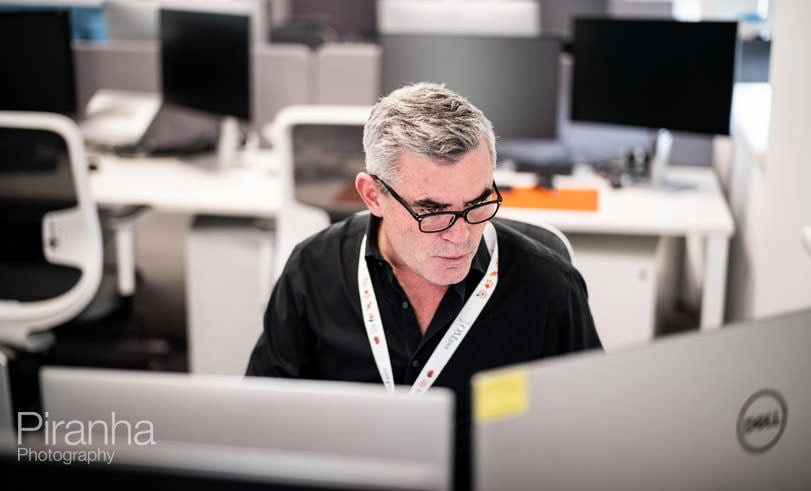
[424,264,472,286]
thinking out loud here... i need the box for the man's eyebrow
[413,198,450,210]
[464,186,494,206]
[412,186,494,210]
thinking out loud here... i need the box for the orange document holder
[501,187,599,211]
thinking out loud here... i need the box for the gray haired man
[248,82,601,490]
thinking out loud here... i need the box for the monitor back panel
[474,310,811,490]
[40,368,453,489]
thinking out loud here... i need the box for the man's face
[377,142,495,286]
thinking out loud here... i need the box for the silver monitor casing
[474,309,811,490]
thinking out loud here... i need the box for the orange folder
[501,187,599,211]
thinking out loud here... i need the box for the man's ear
[355,173,384,217]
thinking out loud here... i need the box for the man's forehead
[406,179,494,206]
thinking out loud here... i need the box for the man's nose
[439,216,472,244]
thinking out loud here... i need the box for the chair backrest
[0,111,102,351]
[0,349,12,444]
[493,217,574,263]
[265,105,370,282]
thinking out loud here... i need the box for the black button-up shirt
[247,213,601,490]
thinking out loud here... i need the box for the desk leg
[700,234,729,330]
[104,206,151,297]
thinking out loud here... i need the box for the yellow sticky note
[473,368,529,424]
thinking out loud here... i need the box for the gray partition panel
[73,41,160,115]
[253,43,313,132]
[315,42,380,105]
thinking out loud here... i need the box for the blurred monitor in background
[0,9,77,115]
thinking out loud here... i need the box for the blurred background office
[0,0,809,417]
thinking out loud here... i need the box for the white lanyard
[357,223,499,395]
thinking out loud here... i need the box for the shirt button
[402,301,409,309]
[411,360,421,368]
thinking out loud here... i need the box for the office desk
[499,165,735,348]
[89,152,734,352]
[89,150,281,217]
[88,149,285,374]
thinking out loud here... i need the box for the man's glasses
[372,175,502,233]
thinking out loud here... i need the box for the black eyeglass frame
[372,175,503,233]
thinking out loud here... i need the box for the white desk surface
[89,149,281,217]
[498,166,735,238]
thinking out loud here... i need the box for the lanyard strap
[357,223,499,395]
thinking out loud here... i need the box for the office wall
[726,0,811,320]
[607,0,673,17]
[749,0,811,316]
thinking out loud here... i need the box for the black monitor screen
[381,34,561,140]
[571,18,737,135]
[0,10,77,114]
[160,9,251,121]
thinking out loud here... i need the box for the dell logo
[737,389,788,454]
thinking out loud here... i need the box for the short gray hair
[363,82,497,185]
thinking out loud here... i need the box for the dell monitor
[474,308,811,490]
[571,18,738,187]
[0,10,77,115]
[160,8,251,166]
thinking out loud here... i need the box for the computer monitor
[161,8,250,122]
[571,18,738,186]
[35,368,454,491]
[473,309,811,490]
[380,34,562,141]
[0,10,77,115]
[159,7,251,165]
[1,451,437,491]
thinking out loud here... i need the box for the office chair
[265,105,371,283]
[0,111,103,352]
[493,217,574,264]
[0,349,12,444]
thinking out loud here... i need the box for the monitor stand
[180,115,244,170]
[215,116,240,168]
[644,128,694,191]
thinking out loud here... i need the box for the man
[247,82,601,490]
